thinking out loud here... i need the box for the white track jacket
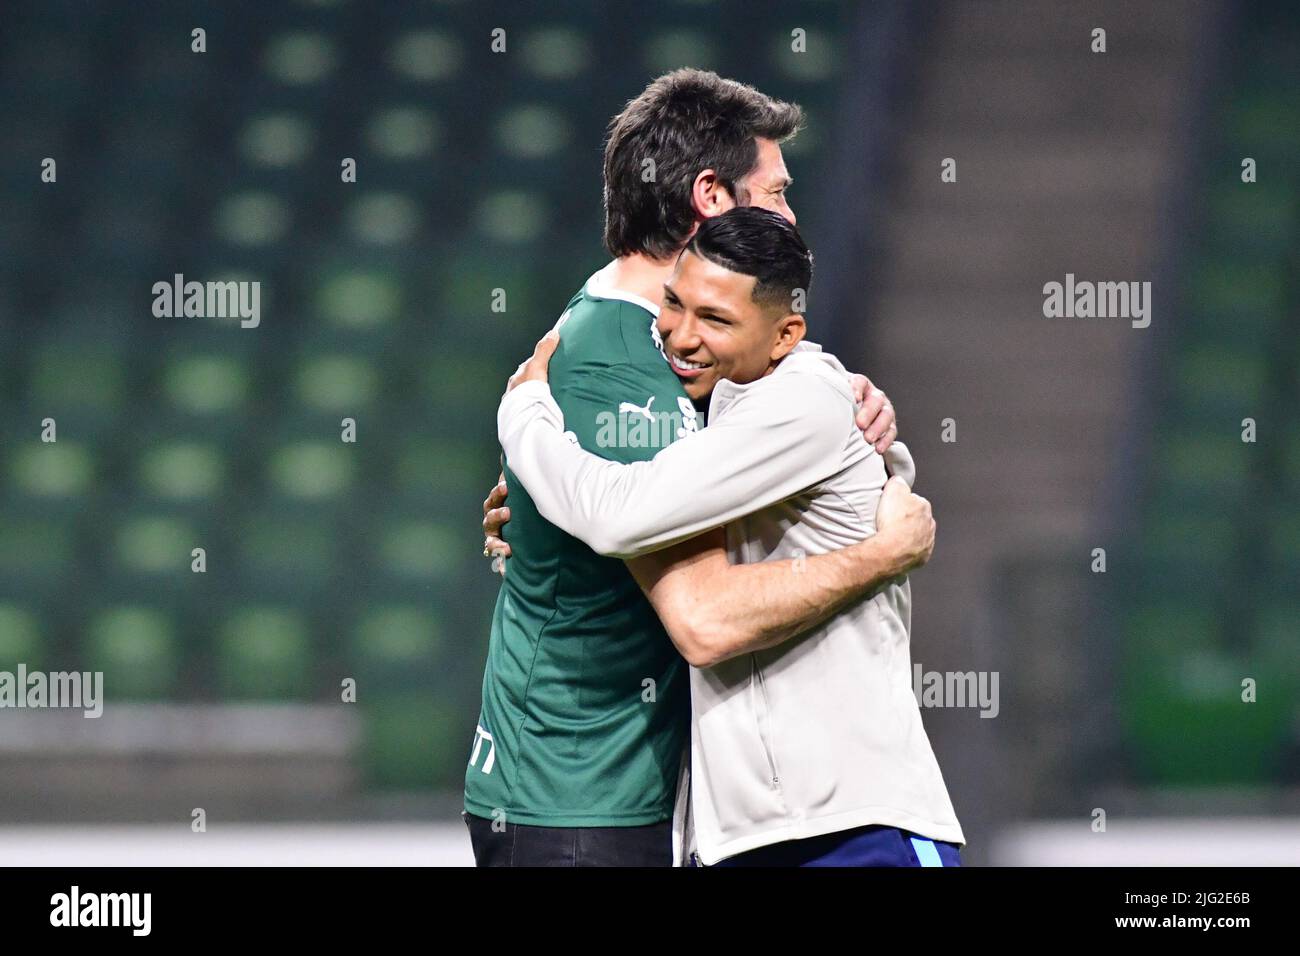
[498,345,965,864]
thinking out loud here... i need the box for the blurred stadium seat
[0,0,850,798]
[1118,0,1299,787]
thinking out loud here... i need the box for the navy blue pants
[710,823,962,867]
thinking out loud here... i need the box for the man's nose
[672,313,703,351]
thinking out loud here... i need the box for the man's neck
[605,252,679,305]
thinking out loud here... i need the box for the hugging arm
[494,332,932,662]
[625,484,932,668]
[499,374,855,559]
[480,337,897,568]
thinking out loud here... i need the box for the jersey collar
[584,261,661,316]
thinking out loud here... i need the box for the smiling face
[728,137,797,226]
[657,248,805,402]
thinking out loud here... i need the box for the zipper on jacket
[751,657,782,790]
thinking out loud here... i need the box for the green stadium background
[0,0,1295,864]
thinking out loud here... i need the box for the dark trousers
[463,811,673,867]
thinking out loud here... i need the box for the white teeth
[671,354,708,370]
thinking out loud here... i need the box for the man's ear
[691,168,736,219]
[771,313,806,361]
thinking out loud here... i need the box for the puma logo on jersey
[595,395,698,449]
[619,395,656,421]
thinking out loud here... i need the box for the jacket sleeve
[499,373,853,559]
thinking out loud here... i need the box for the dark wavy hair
[603,69,803,259]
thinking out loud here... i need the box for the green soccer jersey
[464,274,702,826]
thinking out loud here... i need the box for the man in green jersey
[464,70,923,866]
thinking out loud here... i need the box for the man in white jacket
[499,208,965,866]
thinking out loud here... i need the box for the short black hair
[603,69,803,259]
[685,207,813,313]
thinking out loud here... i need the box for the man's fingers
[506,330,561,393]
[483,506,511,535]
[522,328,561,376]
[848,373,871,405]
[481,470,511,573]
[856,388,886,440]
[873,419,898,454]
[856,387,885,423]
[535,327,561,359]
[882,475,910,496]
[864,399,894,445]
[876,476,905,524]
[484,479,508,514]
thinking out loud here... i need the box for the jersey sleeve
[499,371,851,559]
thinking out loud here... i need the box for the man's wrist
[866,527,915,580]
[500,379,555,415]
[497,380,563,446]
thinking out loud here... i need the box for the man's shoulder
[777,350,856,401]
[714,351,853,421]
[553,288,662,372]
